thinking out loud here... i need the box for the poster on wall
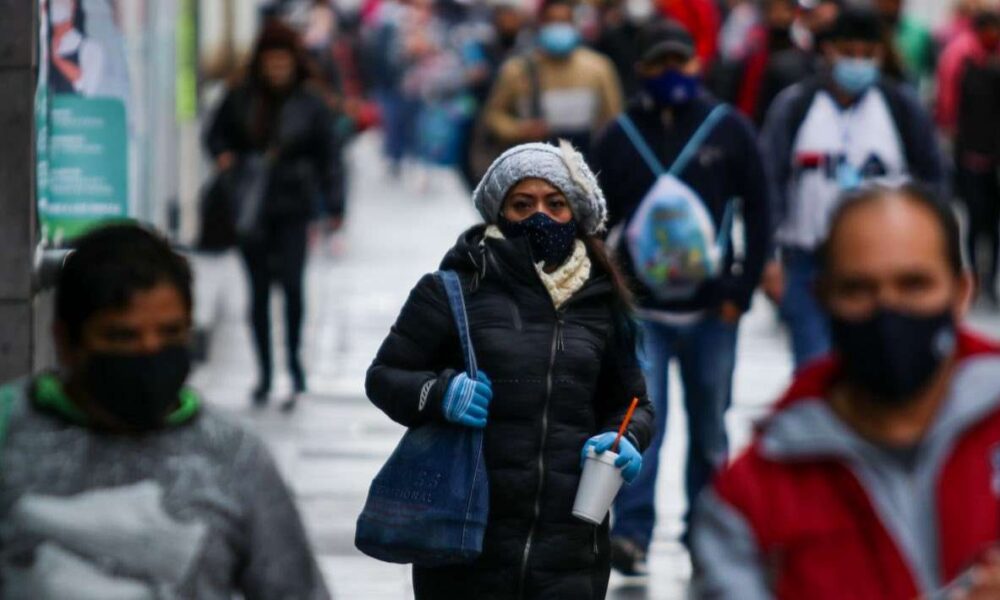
[36,0,50,227]
[38,0,131,245]
[176,0,198,123]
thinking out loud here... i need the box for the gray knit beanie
[471,141,608,235]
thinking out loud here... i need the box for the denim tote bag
[355,270,489,566]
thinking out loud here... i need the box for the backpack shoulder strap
[875,81,920,172]
[616,113,666,176]
[785,80,823,149]
[668,104,731,176]
[437,270,478,379]
[523,55,543,119]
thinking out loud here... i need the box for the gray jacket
[0,378,330,600]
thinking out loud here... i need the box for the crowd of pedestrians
[352,0,1000,596]
[6,0,1000,598]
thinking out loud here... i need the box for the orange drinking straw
[612,397,640,453]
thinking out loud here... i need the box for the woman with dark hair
[205,21,335,408]
[365,141,654,599]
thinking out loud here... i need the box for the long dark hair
[582,235,634,311]
[247,20,317,92]
[582,235,641,352]
[245,20,319,145]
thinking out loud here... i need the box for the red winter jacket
[691,330,1000,599]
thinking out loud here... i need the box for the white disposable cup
[573,447,625,525]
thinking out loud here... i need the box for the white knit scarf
[484,225,592,309]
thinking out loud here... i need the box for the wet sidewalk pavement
[189,134,1000,599]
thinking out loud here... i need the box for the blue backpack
[355,270,489,566]
[617,106,734,301]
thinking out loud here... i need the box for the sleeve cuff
[418,369,457,423]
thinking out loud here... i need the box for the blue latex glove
[442,371,492,429]
[581,432,643,484]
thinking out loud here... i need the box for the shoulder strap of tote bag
[437,270,478,379]
[616,104,731,178]
[525,55,543,120]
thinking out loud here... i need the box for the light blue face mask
[832,57,880,97]
[538,23,580,58]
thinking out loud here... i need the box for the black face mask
[498,212,579,267]
[830,307,957,405]
[83,345,192,431]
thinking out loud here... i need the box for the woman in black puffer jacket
[205,21,338,407]
[366,142,654,599]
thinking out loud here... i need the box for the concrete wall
[0,0,38,382]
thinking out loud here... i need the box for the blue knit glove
[442,371,492,429]
[581,432,643,484]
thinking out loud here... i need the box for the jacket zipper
[517,312,563,599]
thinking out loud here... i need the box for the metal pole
[0,0,40,381]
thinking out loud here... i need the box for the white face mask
[50,0,75,25]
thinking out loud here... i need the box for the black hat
[636,20,696,64]
[827,7,883,43]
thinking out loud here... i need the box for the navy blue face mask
[831,306,957,404]
[498,212,578,267]
[643,69,700,107]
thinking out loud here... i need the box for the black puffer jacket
[366,226,654,599]
[205,84,341,220]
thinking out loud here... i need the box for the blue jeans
[780,249,830,369]
[612,316,738,551]
[376,89,419,167]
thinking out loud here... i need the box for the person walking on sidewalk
[482,0,624,159]
[0,224,329,599]
[937,9,1000,305]
[691,183,1000,600]
[760,7,944,369]
[366,142,654,599]
[591,19,772,575]
[205,22,337,408]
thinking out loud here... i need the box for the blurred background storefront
[33,0,950,247]
[35,0,337,248]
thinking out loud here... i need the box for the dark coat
[592,96,772,315]
[956,58,1000,162]
[366,226,654,600]
[204,84,341,220]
